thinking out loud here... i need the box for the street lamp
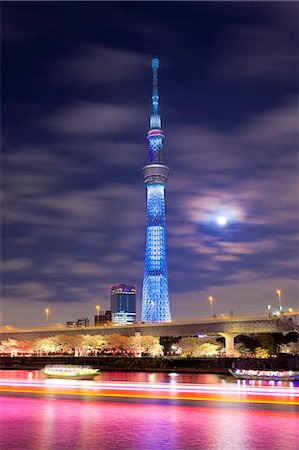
[276,290,283,311]
[45,308,49,324]
[96,305,100,315]
[208,296,214,318]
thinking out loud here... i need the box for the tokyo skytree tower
[141,58,171,323]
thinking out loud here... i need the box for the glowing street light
[276,290,283,311]
[208,296,215,318]
[96,305,100,315]
[45,308,49,324]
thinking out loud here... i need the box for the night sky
[2,2,299,327]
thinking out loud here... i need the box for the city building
[111,284,136,325]
[141,58,171,323]
[66,317,90,328]
[94,310,112,326]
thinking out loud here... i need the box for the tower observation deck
[141,58,171,323]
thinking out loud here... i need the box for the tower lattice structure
[141,58,171,323]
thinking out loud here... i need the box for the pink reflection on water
[1,396,298,450]
[1,370,298,407]
[0,369,221,384]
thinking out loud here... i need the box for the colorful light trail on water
[0,377,298,407]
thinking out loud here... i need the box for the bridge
[1,312,298,356]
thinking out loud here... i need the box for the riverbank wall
[1,355,298,373]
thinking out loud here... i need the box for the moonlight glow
[217,216,227,226]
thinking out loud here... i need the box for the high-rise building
[141,58,171,323]
[111,284,136,325]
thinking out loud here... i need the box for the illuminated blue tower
[141,58,171,323]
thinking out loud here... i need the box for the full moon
[217,216,227,226]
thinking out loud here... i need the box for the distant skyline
[2,2,299,327]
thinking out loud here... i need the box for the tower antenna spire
[147,58,165,163]
[151,57,160,114]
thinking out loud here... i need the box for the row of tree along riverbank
[1,355,298,373]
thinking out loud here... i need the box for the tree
[127,335,143,356]
[257,334,276,354]
[177,337,221,357]
[255,347,269,358]
[176,337,199,357]
[0,338,19,356]
[80,334,97,356]
[114,335,165,357]
[278,341,299,355]
[52,334,77,354]
[34,336,61,355]
[196,342,221,357]
[234,342,251,355]
[70,334,96,356]
[139,336,163,357]
[160,336,180,354]
[16,340,35,355]
[149,343,164,357]
[235,335,258,351]
[105,334,130,354]
[93,335,107,355]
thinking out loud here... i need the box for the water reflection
[1,396,298,450]
[1,369,296,387]
[0,370,298,408]
[1,370,298,450]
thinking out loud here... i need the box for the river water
[1,370,298,450]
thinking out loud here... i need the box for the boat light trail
[0,378,298,406]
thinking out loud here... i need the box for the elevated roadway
[1,312,298,355]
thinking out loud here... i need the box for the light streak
[0,379,298,406]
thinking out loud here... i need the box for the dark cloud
[54,46,147,86]
[44,102,145,136]
[213,24,298,82]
